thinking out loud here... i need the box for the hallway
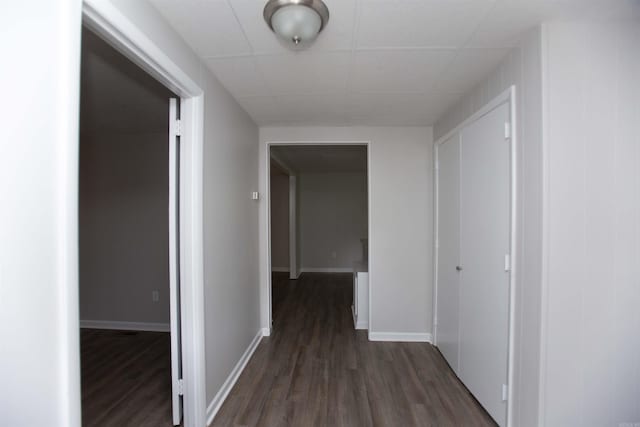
[212,273,495,426]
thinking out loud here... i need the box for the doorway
[267,144,370,333]
[81,3,207,425]
[79,27,185,426]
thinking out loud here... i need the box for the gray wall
[79,29,172,326]
[299,172,368,270]
[79,132,170,324]
[260,127,432,337]
[270,172,289,270]
[434,27,544,426]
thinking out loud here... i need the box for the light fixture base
[263,0,330,47]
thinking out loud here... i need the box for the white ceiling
[149,0,632,127]
[271,145,367,173]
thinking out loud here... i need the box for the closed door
[458,102,511,426]
[436,133,461,372]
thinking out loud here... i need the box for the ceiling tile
[356,0,493,49]
[434,48,510,95]
[350,49,456,93]
[236,96,280,125]
[255,51,351,95]
[467,1,561,47]
[271,94,350,125]
[204,56,269,97]
[346,92,464,126]
[150,0,252,57]
[229,0,357,54]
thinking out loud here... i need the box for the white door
[436,133,461,373]
[458,102,511,426]
[168,98,183,426]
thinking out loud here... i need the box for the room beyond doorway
[267,144,370,333]
[78,26,180,426]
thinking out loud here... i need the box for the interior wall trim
[206,329,264,425]
[299,267,354,273]
[80,320,170,332]
[368,332,433,343]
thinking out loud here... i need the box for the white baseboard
[351,305,368,330]
[206,329,263,425]
[271,267,289,273]
[262,327,271,337]
[300,267,354,273]
[80,320,170,332]
[368,331,433,343]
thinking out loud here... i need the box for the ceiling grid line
[149,0,626,126]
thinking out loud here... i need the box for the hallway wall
[541,17,640,426]
[1,1,83,425]
[260,127,433,338]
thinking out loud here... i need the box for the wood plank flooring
[212,272,496,427]
[81,328,174,427]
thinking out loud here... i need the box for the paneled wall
[434,27,544,426]
[542,19,640,426]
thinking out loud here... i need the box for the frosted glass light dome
[263,0,330,48]
[271,5,322,45]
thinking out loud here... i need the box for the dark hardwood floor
[81,328,174,427]
[212,272,496,427]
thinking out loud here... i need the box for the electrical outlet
[152,290,159,303]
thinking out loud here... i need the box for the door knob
[456,266,463,271]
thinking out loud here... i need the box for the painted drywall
[434,27,544,426]
[298,172,368,270]
[79,132,171,325]
[104,0,261,412]
[260,127,433,336]
[0,1,83,425]
[79,29,172,326]
[541,18,640,426]
[270,172,290,270]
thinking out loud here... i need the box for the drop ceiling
[149,0,632,127]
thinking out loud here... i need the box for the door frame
[82,2,207,427]
[432,86,517,426]
[264,141,371,336]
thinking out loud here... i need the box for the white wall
[0,1,82,425]
[86,0,261,414]
[260,127,432,336]
[434,27,544,426]
[299,172,368,270]
[541,18,640,426]
[270,172,289,270]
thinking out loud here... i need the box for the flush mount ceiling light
[263,0,330,48]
